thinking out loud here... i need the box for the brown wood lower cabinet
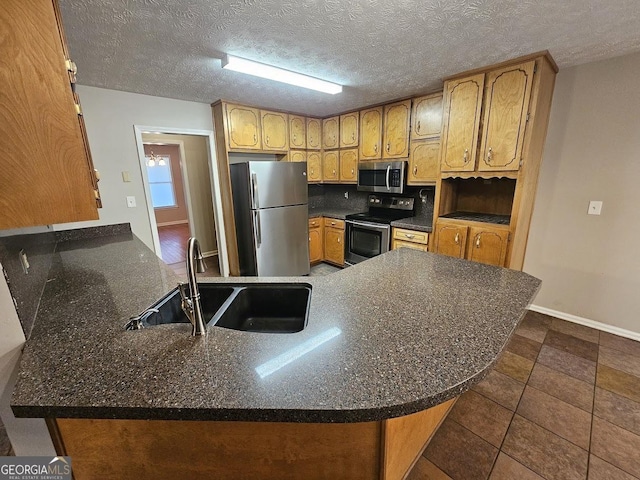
[434,220,509,266]
[323,217,345,266]
[308,217,323,264]
[391,228,429,252]
[50,398,456,480]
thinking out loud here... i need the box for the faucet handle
[178,282,190,299]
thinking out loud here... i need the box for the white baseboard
[156,220,189,227]
[203,250,218,258]
[529,304,640,342]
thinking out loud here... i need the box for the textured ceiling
[60,0,640,116]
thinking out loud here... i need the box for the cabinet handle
[254,134,257,142]
[454,233,460,244]
[332,169,336,176]
[331,222,336,225]
[351,132,355,141]
[405,233,415,239]
[309,237,311,241]
[476,236,481,248]
[293,134,296,142]
[487,147,493,162]
[386,143,390,152]
[463,149,469,163]
[417,120,421,132]
[266,135,270,144]
[374,144,378,153]
[337,237,341,243]
[351,168,354,175]
[413,165,418,175]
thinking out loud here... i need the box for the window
[146,155,177,208]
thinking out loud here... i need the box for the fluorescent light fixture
[255,327,342,378]
[222,55,342,95]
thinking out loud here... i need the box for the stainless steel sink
[126,283,311,334]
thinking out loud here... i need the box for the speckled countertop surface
[390,216,433,232]
[308,207,361,220]
[11,232,540,423]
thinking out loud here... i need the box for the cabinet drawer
[323,218,345,230]
[309,217,322,228]
[392,239,428,252]
[392,228,428,245]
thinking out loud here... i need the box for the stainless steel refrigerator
[230,161,310,276]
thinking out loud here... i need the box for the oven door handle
[347,220,391,232]
[385,165,390,191]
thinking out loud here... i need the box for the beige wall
[524,51,640,334]
[142,133,218,255]
[52,85,215,250]
[143,144,189,225]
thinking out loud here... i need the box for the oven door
[357,161,406,194]
[345,220,391,265]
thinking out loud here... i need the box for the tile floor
[409,311,640,480]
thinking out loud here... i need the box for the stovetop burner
[346,194,415,225]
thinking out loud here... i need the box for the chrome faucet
[178,237,207,336]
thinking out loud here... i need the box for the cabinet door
[408,140,440,185]
[383,100,411,158]
[440,74,484,171]
[392,239,428,252]
[307,152,322,183]
[411,93,443,140]
[324,227,345,266]
[322,151,339,182]
[478,61,535,172]
[339,149,358,183]
[340,112,359,148]
[289,150,307,163]
[434,222,468,258]
[225,104,261,150]
[307,118,322,150]
[359,107,383,160]
[0,0,99,228]
[322,116,339,149]
[289,115,306,149]
[309,219,323,263]
[467,226,509,266]
[261,110,288,151]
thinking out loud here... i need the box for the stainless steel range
[345,195,414,265]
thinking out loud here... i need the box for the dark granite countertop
[11,232,540,423]
[308,207,361,220]
[390,216,433,233]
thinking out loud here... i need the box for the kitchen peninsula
[11,227,540,479]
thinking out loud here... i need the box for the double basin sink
[126,283,312,334]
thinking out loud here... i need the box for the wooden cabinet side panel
[56,418,381,480]
[478,61,535,171]
[0,0,98,228]
[381,398,456,480]
[440,74,484,172]
[382,100,411,158]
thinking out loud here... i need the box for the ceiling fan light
[221,55,342,95]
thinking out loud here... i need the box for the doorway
[134,127,229,277]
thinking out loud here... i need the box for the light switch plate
[588,200,603,215]
[126,196,137,208]
[122,171,131,182]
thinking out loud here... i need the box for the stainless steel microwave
[357,161,406,194]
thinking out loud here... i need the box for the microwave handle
[385,165,390,191]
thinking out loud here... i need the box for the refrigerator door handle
[251,172,259,209]
[254,210,262,247]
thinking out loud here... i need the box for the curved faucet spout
[182,237,207,336]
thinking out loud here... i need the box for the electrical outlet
[126,196,137,208]
[588,200,603,215]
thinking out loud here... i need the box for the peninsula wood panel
[339,148,358,183]
[408,140,440,185]
[1,0,99,228]
[322,116,339,149]
[225,103,261,150]
[322,151,339,182]
[261,110,288,151]
[411,93,443,140]
[440,74,485,171]
[289,114,306,148]
[307,151,322,183]
[306,117,322,150]
[478,61,535,171]
[359,107,383,160]
[382,99,411,158]
[340,111,359,148]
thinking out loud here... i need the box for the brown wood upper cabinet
[408,140,440,185]
[322,151,339,183]
[440,74,485,172]
[289,150,306,163]
[340,112,359,148]
[322,116,339,149]
[339,149,358,183]
[307,117,322,150]
[225,103,262,150]
[261,110,288,151]
[382,100,411,158]
[1,0,100,229]
[359,107,383,161]
[289,115,306,149]
[478,61,535,171]
[307,152,322,183]
[411,93,443,140]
